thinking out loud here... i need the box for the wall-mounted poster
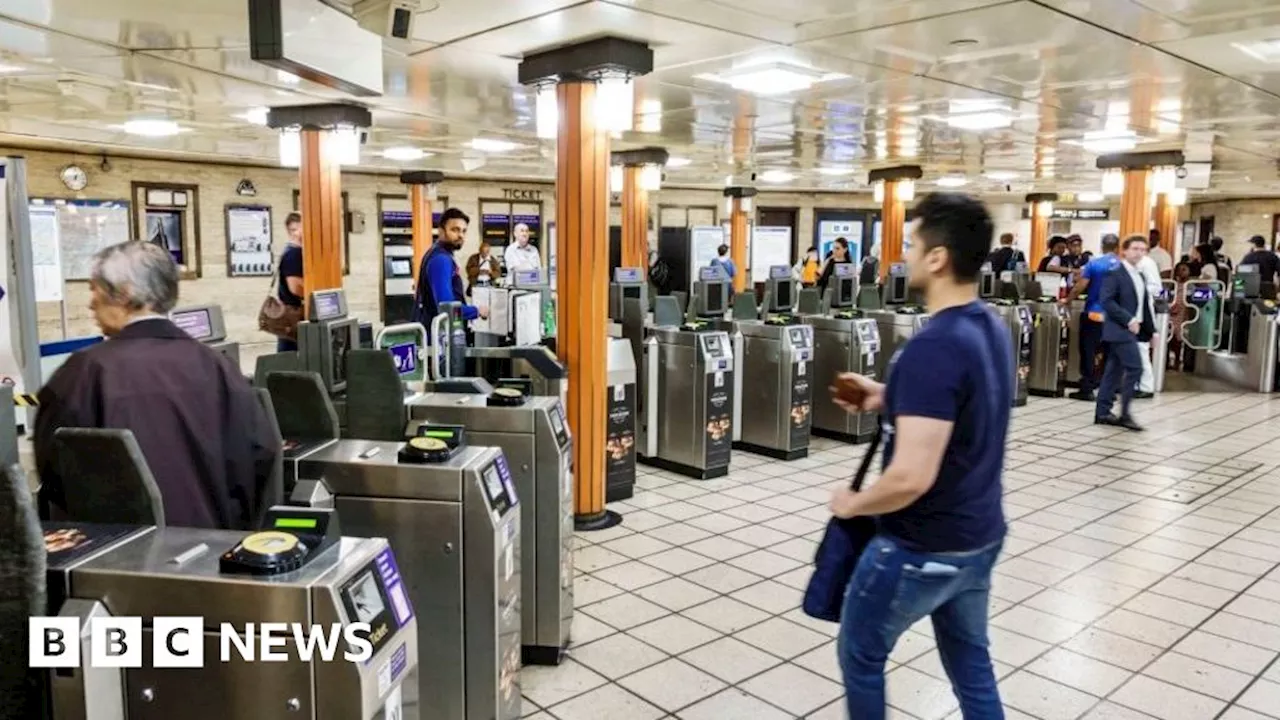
[818,219,862,262]
[145,209,184,266]
[226,205,274,277]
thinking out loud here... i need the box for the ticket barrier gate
[35,432,416,720]
[1183,281,1224,376]
[1028,297,1070,397]
[170,304,240,368]
[722,267,814,460]
[804,309,880,444]
[405,389,574,665]
[1151,286,1172,394]
[1189,281,1280,392]
[987,299,1033,407]
[867,263,928,381]
[285,437,521,720]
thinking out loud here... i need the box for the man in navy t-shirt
[829,192,1011,719]
[1060,234,1121,400]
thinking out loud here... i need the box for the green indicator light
[274,518,318,529]
[424,430,453,438]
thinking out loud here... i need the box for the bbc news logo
[30,617,374,668]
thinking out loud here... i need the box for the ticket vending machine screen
[857,320,878,346]
[390,259,412,276]
[703,284,726,315]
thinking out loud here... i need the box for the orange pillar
[298,128,344,317]
[881,180,906,277]
[1119,168,1152,238]
[555,81,610,525]
[1154,192,1178,253]
[730,197,748,292]
[409,184,434,286]
[1029,201,1050,265]
[621,165,649,275]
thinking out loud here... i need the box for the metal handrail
[1179,279,1225,351]
[428,313,447,380]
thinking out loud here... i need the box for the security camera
[351,0,421,40]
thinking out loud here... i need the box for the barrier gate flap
[377,326,427,383]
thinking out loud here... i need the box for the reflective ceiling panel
[1,0,1280,195]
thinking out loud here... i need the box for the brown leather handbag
[257,269,302,340]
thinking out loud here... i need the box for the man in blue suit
[1096,235,1156,431]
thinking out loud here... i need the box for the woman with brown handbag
[258,212,305,351]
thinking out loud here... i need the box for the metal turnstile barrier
[1029,299,1070,397]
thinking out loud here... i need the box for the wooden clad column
[556,80,610,526]
[1120,168,1152,238]
[1154,192,1178,251]
[1029,201,1050,266]
[730,197,748,292]
[881,180,906,276]
[621,165,648,274]
[299,128,345,317]
[409,184,434,286]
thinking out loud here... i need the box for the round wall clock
[60,165,88,191]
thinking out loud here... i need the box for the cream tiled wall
[1189,199,1279,262]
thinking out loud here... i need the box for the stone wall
[1188,199,1280,263]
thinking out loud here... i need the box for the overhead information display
[30,198,132,281]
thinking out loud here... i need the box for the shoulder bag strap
[849,422,882,492]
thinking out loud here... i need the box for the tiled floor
[523,391,1280,720]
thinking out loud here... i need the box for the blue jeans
[1096,340,1141,420]
[839,535,1004,720]
[277,337,297,352]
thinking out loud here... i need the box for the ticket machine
[169,304,240,367]
[43,512,416,720]
[639,268,736,479]
[803,264,880,443]
[731,266,814,460]
[382,247,416,324]
[1029,294,1071,397]
[405,389,574,666]
[298,289,361,395]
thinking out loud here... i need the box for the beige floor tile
[1093,609,1191,648]
[1237,679,1280,717]
[545,683,665,720]
[999,670,1099,720]
[1109,675,1226,720]
[1027,648,1133,696]
[680,596,771,635]
[1172,630,1279,675]
[1063,628,1163,671]
[729,579,803,614]
[674,688,792,720]
[991,605,1086,644]
[680,636,784,684]
[633,576,718,612]
[681,562,763,593]
[579,593,668,631]
[617,658,726,712]
[736,616,828,659]
[739,663,845,717]
[628,613,721,655]
[884,666,961,720]
[1144,652,1254,701]
[590,560,673,591]
[568,633,667,679]
[520,659,609,708]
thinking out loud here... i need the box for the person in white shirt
[1147,229,1173,279]
[1134,249,1163,398]
[503,223,541,274]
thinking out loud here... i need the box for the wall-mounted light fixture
[868,165,923,204]
[611,147,670,194]
[724,185,757,215]
[267,103,372,169]
[518,37,654,138]
[1026,192,1059,217]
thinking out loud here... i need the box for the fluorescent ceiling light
[985,171,1016,181]
[936,176,968,187]
[241,107,269,126]
[760,169,794,183]
[637,99,662,133]
[121,119,181,137]
[0,63,22,74]
[382,146,427,161]
[1233,38,1280,63]
[535,86,557,140]
[666,157,692,168]
[1076,191,1105,203]
[698,60,843,96]
[817,167,854,176]
[1080,129,1137,153]
[277,70,301,85]
[946,99,1012,130]
[470,137,517,152]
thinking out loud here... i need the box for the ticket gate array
[866,263,929,382]
[803,305,880,444]
[405,392,574,665]
[30,429,416,720]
